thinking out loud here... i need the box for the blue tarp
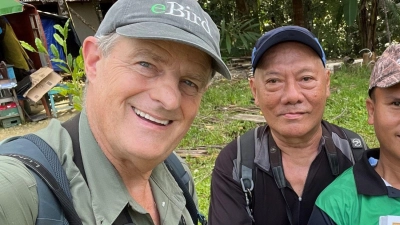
[40,17,66,72]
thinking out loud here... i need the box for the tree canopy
[198,0,400,60]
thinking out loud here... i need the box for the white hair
[96,32,121,56]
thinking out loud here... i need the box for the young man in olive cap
[0,0,230,224]
[308,44,400,225]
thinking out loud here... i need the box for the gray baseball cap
[369,44,400,96]
[95,0,231,79]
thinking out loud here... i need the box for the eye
[183,80,196,87]
[139,61,151,68]
[392,101,400,107]
[267,78,278,84]
[302,76,312,82]
[134,61,158,78]
[180,79,200,96]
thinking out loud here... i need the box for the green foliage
[20,19,85,111]
[185,67,379,216]
[324,65,378,147]
[219,18,261,58]
[20,41,37,52]
[343,0,358,26]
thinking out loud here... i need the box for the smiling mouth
[133,108,171,126]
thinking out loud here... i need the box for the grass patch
[182,66,379,216]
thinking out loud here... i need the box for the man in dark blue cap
[0,0,230,224]
[208,26,367,225]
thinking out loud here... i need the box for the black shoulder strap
[164,153,191,190]
[62,113,86,182]
[164,154,202,225]
[341,127,368,162]
[237,127,258,223]
[0,135,82,225]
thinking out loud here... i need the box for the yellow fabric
[1,20,29,70]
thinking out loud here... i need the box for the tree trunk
[292,0,305,27]
[358,0,380,52]
[236,0,249,17]
[359,0,369,50]
[382,0,391,44]
[367,0,379,51]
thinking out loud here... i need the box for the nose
[150,77,181,110]
[281,80,302,105]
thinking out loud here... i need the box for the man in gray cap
[208,25,367,225]
[308,44,400,225]
[0,0,229,224]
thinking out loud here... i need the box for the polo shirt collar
[79,111,134,224]
[354,148,400,198]
[79,111,186,224]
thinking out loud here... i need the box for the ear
[82,36,101,83]
[366,97,375,125]
[325,69,331,97]
[249,77,259,106]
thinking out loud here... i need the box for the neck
[271,127,322,163]
[375,150,400,189]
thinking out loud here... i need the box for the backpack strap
[62,114,205,225]
[236,127,259,223]
[0,134,82,225]
[165,154,206,225]
[164,153,191,190]
[322,125,340,176]
[61,113,86,182]
[322,121,368,175]
[340,127,368,162]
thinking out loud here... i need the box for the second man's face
[367,83,400,160]
[250,42,330,141]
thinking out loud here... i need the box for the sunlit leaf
[35,38,48,54]
[19,41,37,52]
[54,24,64,37]
[54,33,64,47]
[57,64,71,74]
[50,44,60,59]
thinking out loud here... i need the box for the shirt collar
[79,111,186,224]
[354,148,400,198]
[80,111,134,224]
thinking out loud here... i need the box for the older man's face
[250,42,330,141]
[84,36,212,162]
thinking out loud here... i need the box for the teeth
[134,108,169,125]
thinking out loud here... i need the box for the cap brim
[116,22,231,79]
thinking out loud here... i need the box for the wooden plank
[231,113,266,123]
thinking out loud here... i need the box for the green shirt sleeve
[315,168,358,225]
[0,156,38,225]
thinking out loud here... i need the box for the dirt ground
[0,104,78,140]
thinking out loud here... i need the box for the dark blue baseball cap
[251,26,326,73]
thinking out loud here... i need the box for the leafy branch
[20,19,85,111]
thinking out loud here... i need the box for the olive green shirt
[0,111,198,225]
